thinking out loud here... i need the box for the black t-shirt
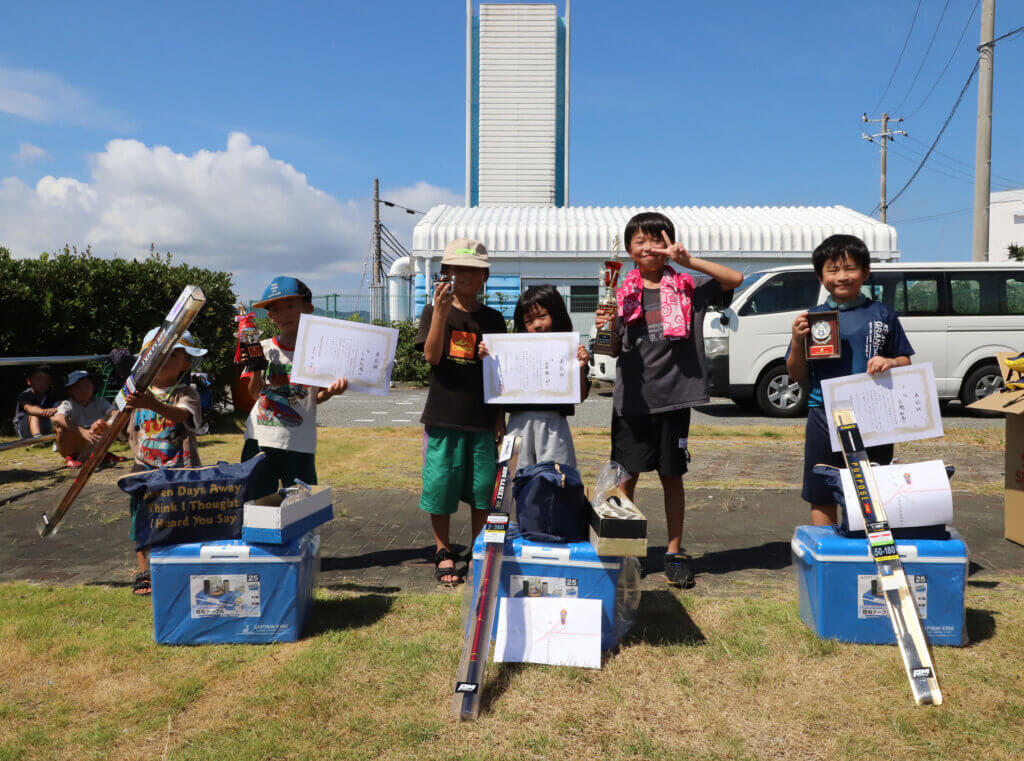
[612,274,733,416]
[13,388,60,424]
[415,303,507,431]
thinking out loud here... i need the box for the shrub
[0,245,237,433]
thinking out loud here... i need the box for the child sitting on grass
[13,364,60,439]
[52,371,114,468]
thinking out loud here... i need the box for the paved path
[2,474,1020,595]
[317,388,1002,430]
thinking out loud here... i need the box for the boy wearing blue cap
[123,327,208,595]
[240,276,348,499]
[53,370,115,468]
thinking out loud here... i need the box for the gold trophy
[593,236,622,356]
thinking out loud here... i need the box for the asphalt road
[317,386,1002,429]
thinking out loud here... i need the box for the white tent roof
[412,205,898,259]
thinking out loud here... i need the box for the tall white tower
[466,1,570,207]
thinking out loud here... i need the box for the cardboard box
[242,485,333,545]
[966,352,1024,545]
[589,488,647,557]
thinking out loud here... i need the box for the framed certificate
[290,314,398,395]
[482,332,581,405]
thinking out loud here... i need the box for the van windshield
[735,271,767,295]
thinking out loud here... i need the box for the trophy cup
[593,237,623,356]
[234,304,268,372]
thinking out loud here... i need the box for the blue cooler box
[150,531,320,644]
[471,523,635,651]
[791,525,968,646]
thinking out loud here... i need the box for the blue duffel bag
[118,454,264,550]
[513,461,589,543]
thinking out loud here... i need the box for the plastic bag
[594,460,631,505]
[612,557,642,645]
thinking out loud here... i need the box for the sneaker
[65,455,83,469]
[664,552,695,589]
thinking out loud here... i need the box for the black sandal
[132,570,152,596]
[434,548,462,587]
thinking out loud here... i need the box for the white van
[704,261,1024,416]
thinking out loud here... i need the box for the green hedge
[0,246,237,432]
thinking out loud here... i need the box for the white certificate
[821,362,943,451]
[482,332,581,405]
[494,597,602,669]
[290,313,398,396]
[838,460,953,532]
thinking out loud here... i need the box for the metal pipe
[0,434,56,453]
[0,355,108,368]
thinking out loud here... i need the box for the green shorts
[241,439,318,501]
[419,426,497,515]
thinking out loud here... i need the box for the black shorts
[801,406,893,504]
[611,408,692,477]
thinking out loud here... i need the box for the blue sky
[1,1,1022,299]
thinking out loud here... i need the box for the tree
[1007,243,1024,262]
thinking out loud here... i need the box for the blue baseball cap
[65,370,93,387]
[253,276,313,308]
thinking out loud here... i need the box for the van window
[738,271,820,315]
[950,271,1024,315]
[863,271,943,315]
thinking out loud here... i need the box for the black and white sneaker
[664,552,695,589]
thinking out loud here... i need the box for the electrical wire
[907,0,979,117]
[886,60,979,209]
[903,135,1024,188]
[893,0,951,114]
[871,0,924,115]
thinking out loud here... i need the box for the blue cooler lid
[792,525,968,564]
[151,532,313,562]
[474,522,621,568]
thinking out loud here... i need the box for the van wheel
[960,363,1004,407]
[756,364,806,417]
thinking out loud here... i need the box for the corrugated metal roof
[412,205,899,257]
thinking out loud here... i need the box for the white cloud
[0,65,126,128]
[11,142,50,164]
[0,132,462,298]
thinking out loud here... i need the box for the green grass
[2,581,1024,761]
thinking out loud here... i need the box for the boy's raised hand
[594,305,614,330]
[326,377,348,398]
[649,230,694,268]
[432,279,453,314]
[791,312,810,343]
[576,343,589,368]
[477,340,490,358]
[124,390,160,412]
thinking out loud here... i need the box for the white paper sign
[839,460,953,531]
[482,332,581,405]
[821,362,943,451]
[494,597,601,669]
[290,313,398,396]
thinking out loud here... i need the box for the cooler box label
[857,573,927,619]
[189,573,262,618]
[509,574,579,598]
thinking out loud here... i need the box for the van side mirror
[719,312,730,328]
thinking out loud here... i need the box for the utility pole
[372,178,383,322]
[862,113,907,223]
[971,0,995,261]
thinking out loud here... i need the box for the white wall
[477,4,558,206]
[989,188,1024,262]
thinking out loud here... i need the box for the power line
[886,60,979,209]
[983,23,1024,47]
[900,136,1024,188]
[893,0,951,114]
[907,0,979,118]
[872,0,924,115]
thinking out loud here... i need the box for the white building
[391,204,899,332]
[988,188,1024,262]
[386,3,900,327]
[467,2,570,207]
